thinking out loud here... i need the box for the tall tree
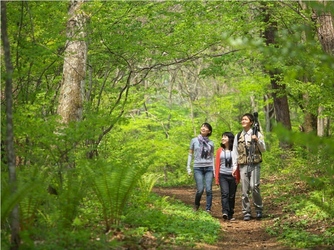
[1,2,20,249]
[262,3,292,132]
[313,1,333,136]
[57,0,87,123]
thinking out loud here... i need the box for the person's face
[200,125,211,136]
[222,135,229,145]
[241,116,253,130]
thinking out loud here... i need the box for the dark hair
[201,122,212,136]
[221,132,234,150]
[242,113,254,124]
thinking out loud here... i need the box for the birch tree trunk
[57,0,87,123]
[1,2,20,249]
[314,2,333,136]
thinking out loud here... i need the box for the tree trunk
[301,88,317,133]
[313,3,333,136]
[315,5,334,55]
[262,4,292,132]
[1,2,20,249]
[302,104,317,133]
[57,0,87,123]
[297,2,318,134]
[264,94,275,133]
[270,75,292,131]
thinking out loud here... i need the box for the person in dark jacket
[215,132,239,220]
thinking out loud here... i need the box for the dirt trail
[153,185,290,250]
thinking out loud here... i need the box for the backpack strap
[237,131,242,141]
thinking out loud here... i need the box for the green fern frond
[1,181,37,226]
[85,159,147,231]
[138,173,163,202]
[57,169,86,227]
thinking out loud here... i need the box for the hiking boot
[244,214,251,221]
[222,213,228,220]
[256,211,262,219]
[193,205,199,211]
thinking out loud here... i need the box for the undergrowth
[262,143,334,249]
[2,190,220,250]
[123,193,221,248]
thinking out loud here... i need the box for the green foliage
[266,216,334,249]
[2,1,334,249]
[19,185,46,231]
[15,190,221,249]
[262,125,334,248]
[264,174,334,248]
[1,177,37,227]
[124,193,221,247]
[19,227,118,250]
[85,158,148,231]
[137,173,163,203]
[3,2,67,106]
[56,168,87,227]
[260,132,285,171]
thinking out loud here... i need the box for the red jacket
[215,147,240,185]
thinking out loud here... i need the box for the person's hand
[251,135,258,142]
[187,171,192,177]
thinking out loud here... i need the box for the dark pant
[219,173,237,218]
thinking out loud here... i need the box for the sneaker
[193,205,199,211]
[206,209,212,214]
[256,211,262,219]
[222,213,228,220]
[229,217,236,221]
[244,214,251,221]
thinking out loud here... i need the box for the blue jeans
[219,173,237,218]
[193,166,213,210]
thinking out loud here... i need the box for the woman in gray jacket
[187,123,215,213]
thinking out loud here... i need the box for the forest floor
[153,180,291,250]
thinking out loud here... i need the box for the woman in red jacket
[215,132,239,220]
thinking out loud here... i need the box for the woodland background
[1,1,334,249]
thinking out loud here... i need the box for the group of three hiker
[186,113,266,221]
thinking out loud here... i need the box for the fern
[86,159,147,231]
[56,168,86,227]
[1,180,37,226]
[138,173,163,202]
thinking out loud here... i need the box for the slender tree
[1,2,20,249]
